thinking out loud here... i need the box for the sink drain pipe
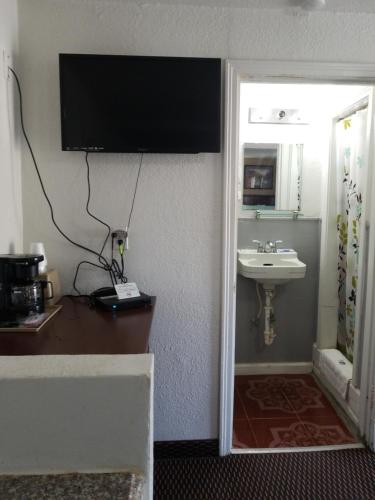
[263,286,276,345]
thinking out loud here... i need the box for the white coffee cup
[29,242,48,274]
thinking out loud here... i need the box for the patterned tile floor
[233,374,358,449]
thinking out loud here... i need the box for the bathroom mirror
[242,143,303,212]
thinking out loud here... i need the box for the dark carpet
[155,439,219,460]
[154,448,375,499]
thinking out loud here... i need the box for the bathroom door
[353,87,375,449]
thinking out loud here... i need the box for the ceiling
[135,0,375,13]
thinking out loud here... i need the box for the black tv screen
[59,54,221,153]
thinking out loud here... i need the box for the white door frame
[220,59,375,456]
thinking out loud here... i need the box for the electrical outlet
[112,229,129,250]
[112,229,127,240]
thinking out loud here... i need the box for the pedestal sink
[237,248,306,345]
[237,248,306,286]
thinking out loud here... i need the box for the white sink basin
[237,248,306,286]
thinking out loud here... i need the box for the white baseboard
[235,362,313,376]
[348,382,360,417]
[313,364,359,425]
[312,344,360,424]
[231,443,364,455]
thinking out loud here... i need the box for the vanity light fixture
[248,108,309,125]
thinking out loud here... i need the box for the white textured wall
[0,355,153,500]
[239,83,370,218]
[18,0,375,440]
[0,0,22,253]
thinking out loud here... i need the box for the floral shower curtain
[336,108,368,362]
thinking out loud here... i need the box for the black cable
[111,257,127,284]
[85,152,111,260]
[72,151,145,294]
[111,259,120,280]
[8,67,108,265]
[84,152,116,283]
[102,154,144,285]
[84,152,141,286]
[127,153,143,230]
[100,153,144,288]
[121,253,124,276]
[73,260,114,296]
[9,67,137,296]
[72,258,114,296]
[9,67,118,296]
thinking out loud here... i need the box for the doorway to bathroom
[220,60,375,456]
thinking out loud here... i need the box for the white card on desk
[115,283,141,299]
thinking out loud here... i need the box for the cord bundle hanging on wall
[8,67,144,296]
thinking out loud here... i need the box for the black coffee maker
[0,254,47,322]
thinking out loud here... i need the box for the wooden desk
[0,296,155,355]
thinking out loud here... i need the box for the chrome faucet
[253,240,283,253]
[264,241,275,253]
[252,240,264,253]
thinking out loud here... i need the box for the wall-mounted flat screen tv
[59,54,221,153]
